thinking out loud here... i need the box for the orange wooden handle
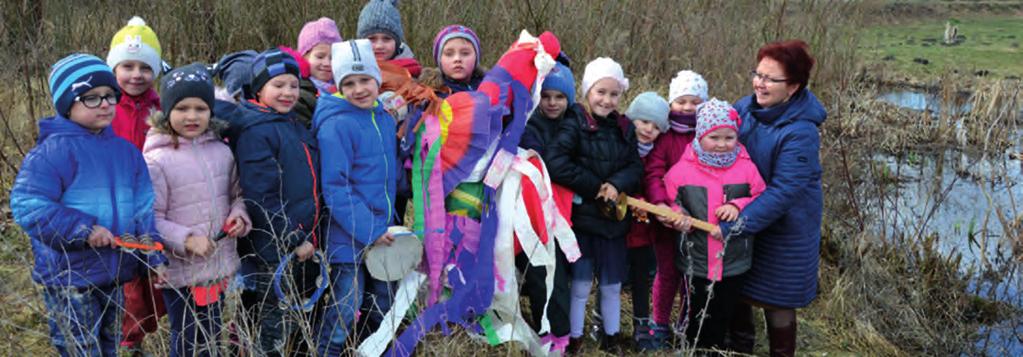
[113,237,164,252]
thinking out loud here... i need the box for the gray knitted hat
[357,0,404,49]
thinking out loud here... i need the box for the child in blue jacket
[312,39,397,355]
[214,48,323,356]
[10,53,167,356]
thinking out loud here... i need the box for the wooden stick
[620,195,717,233]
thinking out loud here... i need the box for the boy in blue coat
[312,39,397,355]
[10,53,167,356]
[214,48,323,356]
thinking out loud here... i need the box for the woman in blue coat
[719,40,826,357]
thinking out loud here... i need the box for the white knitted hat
[669,70,708,102]
[581,57,629,96]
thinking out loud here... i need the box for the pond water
[875,90,1022,355]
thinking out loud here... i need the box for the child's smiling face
[439,38,476,82]
[114,60,155,97]
[257,74,300,113]
[339,74,380,110]
[633,119,662,144]
[169,97,211,140]
[305,43,334,83]
[670,95,703,115]
[539,90,568,120]
[68,86,118,132]
[586,78,622,117]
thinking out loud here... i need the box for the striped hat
[432,24,481,69]
[250,48,301,94]
[107,16,163,76]
[49,53,121,116]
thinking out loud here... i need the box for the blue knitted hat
[250,48,301,94]
[357,0,405,49]
[48,53,121,116]
[541,62,575,105]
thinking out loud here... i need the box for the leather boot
[765,310,797,357]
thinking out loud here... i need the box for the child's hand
[152,265,169,289]
[715,204,740,222]
[710,227,724,241]
[374,232,395,246]
[185,235,214,257]
[225,214,249,238]
[672,216,694,232]
[294,241,315,262]
[88,225,114,248]
[596,183,619,202]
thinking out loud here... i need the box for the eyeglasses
[750,70,788,85]
[74,94,119,108]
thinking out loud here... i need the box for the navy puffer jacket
[216,100,322,266]
[722,88,827,308]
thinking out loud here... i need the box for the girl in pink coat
[143,64,252,357]
[664,98,765,352]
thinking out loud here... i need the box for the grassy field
[862,15,1023,82]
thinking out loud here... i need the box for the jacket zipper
[369,109,394,223]
[192,139,220,241]
[302,142,321,248]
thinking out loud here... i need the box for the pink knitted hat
[297,17,343,55]
[695,98,741,140]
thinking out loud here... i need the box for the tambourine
[273,250,329,312]
[364,226,424,282]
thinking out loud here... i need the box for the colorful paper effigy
[383,31,570,356]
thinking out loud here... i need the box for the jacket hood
[36,115,114,144]
[312,93,386,131]
[742,88,827,127]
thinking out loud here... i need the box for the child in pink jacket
[664,98,765,352]
[143,64,252,357]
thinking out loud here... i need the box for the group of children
[11,0,770,355]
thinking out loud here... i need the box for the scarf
[692,139,739,168]
[638,141,654,157]
[669,112,696,133]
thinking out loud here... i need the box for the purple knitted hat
[432,24,481,69]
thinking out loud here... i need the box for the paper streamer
[357,272,427,357]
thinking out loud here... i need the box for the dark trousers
[162,287,223,357]
[627,245,655,320]
[516,241,572,337]
[686,275,745,352]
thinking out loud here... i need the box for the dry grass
[1,1,1021,356]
